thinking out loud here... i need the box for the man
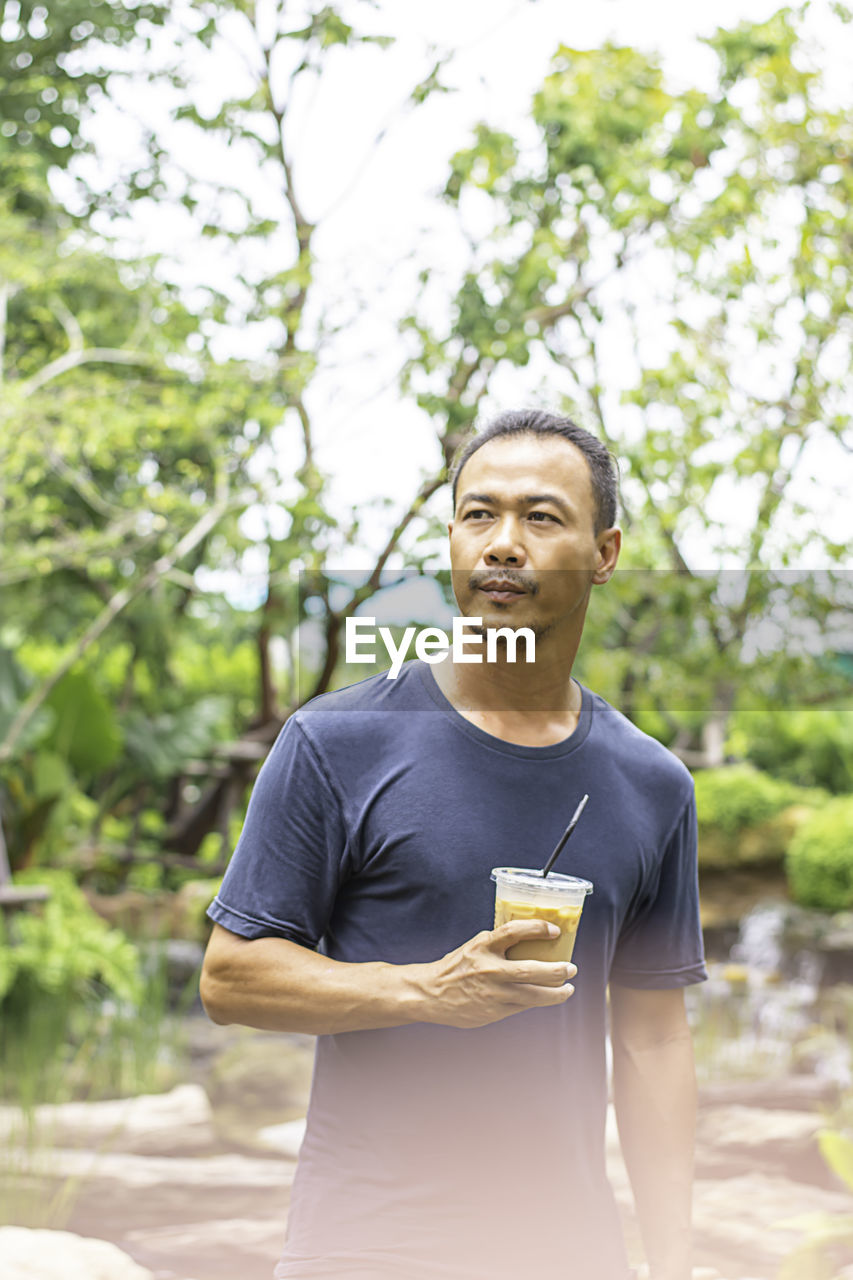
[200,409,707,1280]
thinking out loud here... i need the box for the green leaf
[819,1129,853,1193]
[122,697,230,779]
[44,671,123,776]
[32,751,72,801]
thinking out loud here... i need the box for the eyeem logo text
[345,616,536,680]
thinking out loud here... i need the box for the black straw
[541,794,589,877]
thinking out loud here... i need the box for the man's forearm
[200,926,428,1034]
[200,919,576,1035]
[610,987,697,1280]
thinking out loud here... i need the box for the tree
[0,0,171,187]
[0,0,451,871]
[401,6,853,762]
[4,4,851,878]
[0,174,289,867]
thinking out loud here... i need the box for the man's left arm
[609,983,697,1280]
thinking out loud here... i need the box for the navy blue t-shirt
[208,662,706,1280]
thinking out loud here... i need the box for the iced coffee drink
[491,868,593,963]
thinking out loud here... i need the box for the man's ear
[447,519,454,538]
[592,527,621,585]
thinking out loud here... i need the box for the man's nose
[484,516,527,565]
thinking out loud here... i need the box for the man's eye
[529,511,558,522]
[463,509,491,520]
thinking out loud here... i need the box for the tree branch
[364,474,447,596]
[52,296,85,353]
[253,29,315,465]
[18,347,156,399]
[0,515,144,585]
[47,446,126,519]
[523,283,595,329]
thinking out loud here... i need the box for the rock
[123,1215,285,1260]
[608,1101,853,1277]
[696,1105,827,1185]
[756,906,853,985]
[698,1074,842,1111]
[699,869,789,934]
[698,807,808,873]
[0,1084,212,1145]
[257,1117,306,1158]
[205,1029,314,1138]
[634,1272,730,1280]
[0,1227,155,1280]
[19,1148,295,1189]
[692,1171,853,1271]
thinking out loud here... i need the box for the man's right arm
[200,920,575,1035]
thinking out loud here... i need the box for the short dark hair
[450,409,619,533]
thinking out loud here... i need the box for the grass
[0,944,196,1228]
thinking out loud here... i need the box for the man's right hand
[413,922,576,1029]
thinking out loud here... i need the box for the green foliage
[44,671,123,776]
[405,4,853,760]
[0,867,176,1113]
[173,876,222,939]
[729,705,853,795]
[0,869,141,1007]
[693,764,823,870]
[4,1,853,889]
[0,0,408,879]
[0,647,51,749]
[786,797,853,911]
[170,635,258,723]
[820,1129,853,1191]
[126,860,166,893]
[122,696,230,780]
[0,0,171,196]
[694,765,810,837]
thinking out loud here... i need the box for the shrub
[0,869,141,1008]
[730,704,853,796]
[785,796,853,911]
[0,869,143,1104]
[694,765,818,835]
[694,765,824,870]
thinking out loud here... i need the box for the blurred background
[1,2,853,1278]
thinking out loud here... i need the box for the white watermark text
[345,616,536,679]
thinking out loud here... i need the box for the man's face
[448,434,620,641]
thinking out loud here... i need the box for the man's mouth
[474,577,531,604]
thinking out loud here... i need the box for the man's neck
[430,642,583,747]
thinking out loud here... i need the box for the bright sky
[81,0,853,578]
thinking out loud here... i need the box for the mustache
[467,570,539,596]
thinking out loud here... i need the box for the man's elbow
[199,962,234,1025]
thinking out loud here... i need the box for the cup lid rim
[490,867,593,893]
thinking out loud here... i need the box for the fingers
[509,960,577,987]
[490,919,561,947]
[479,922,576,990]
[504,981,575,1014]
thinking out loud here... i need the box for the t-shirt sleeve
[207,716,349,947]
[609,790,707,989]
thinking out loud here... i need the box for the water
[730,904,785,974]
[686,902,853,1087]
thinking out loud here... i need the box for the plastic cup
[491,868,593,963]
